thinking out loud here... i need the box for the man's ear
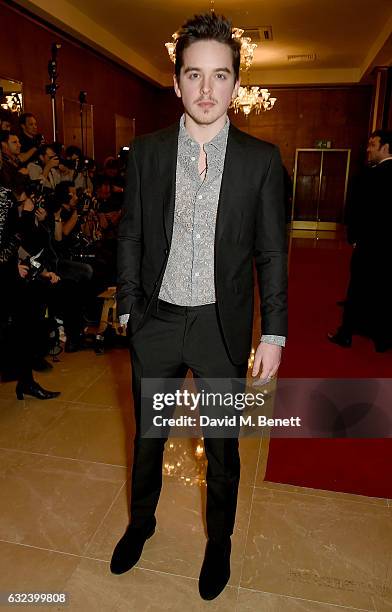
[173,74,182,99]
[232,78,240,99]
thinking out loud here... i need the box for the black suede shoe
[110,518,156,575]
[199,538,231,600]
[327,330,352,348]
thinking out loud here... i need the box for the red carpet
[265,238,392,498]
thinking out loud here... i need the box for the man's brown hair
[174,12,241,81]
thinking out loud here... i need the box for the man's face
[367,136,389,165]
[23,116,38,136]
[173,40,239,127]
[42,148,59,167]
[1,120,11,131]
[7,134,21,156]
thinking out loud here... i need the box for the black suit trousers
[128,300,248,541]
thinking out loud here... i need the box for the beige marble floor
[0,349,391,612]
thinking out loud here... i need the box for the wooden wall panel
[232,87,372,181]
[0,1,158,163]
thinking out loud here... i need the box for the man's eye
[189,73,199,79]
[216,73,226,79]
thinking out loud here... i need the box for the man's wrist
[260,334,286,347]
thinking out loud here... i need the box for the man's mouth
[197,100,215,108]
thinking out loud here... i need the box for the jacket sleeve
[254,145,288,337]
[116,141,144,316]
[0,190,19,265]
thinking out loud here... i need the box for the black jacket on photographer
[17,203,59,275]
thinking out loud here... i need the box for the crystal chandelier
[165,27,257,72]
[232,28,257,71]
[231,86,277,115]
[0,93,23,114]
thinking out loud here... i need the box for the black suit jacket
[346,158,392,250]
[117,121,288,365]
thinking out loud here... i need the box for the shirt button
[198,194,203,199]
[191,156,196,161]
[196,233,200,239]
[195,272,200,277]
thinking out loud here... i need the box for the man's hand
[35,207,47,222]
[17,263,29,279]
[252,342,282,381]
[41,271,60,284]
[43,159,59,176]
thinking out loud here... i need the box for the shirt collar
[179,114,230,152]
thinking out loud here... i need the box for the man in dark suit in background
[111,12,288,600]
[329,129,392,352]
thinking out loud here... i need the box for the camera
[68,231,96,262]
[33,134,45,148]
[26,181,54,211]
[76,189,96,216]
[18,247,45,282]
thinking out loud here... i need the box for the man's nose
[200,78,212,94]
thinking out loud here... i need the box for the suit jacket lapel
[157,123,179,247]
[215,124,245,245]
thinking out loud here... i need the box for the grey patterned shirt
[159,115,227,305]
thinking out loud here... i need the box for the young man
[112,13,288,600]
[27,144,63,190]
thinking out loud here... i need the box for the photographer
[56,180,81,249]
[18,112,44,165]
[27,143,63,190]
[15,182,89,354]
[0,150,60,399]
[0,131,29,188]
[60,146,93,192]
[101,156,124,210]
[54,180,115,322]
[52,181,93,282]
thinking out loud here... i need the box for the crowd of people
[0,108,126,400]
